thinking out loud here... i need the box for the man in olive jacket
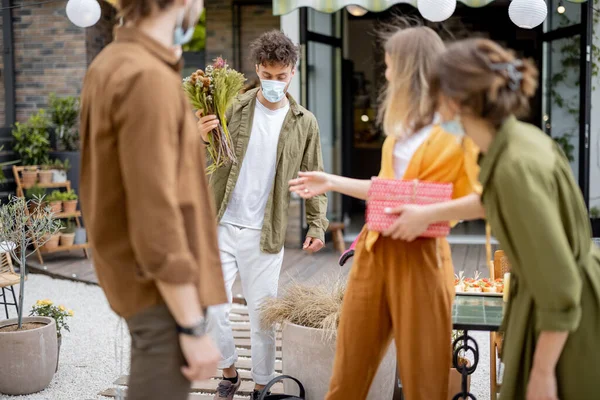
[198,30,328,400]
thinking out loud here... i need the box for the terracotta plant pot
[62,200,78,214]
[28,201,46,215]
[50,201,62,214]
[0,317,58,395]
[21,170,38,188]
[44,234,61,250]
[60,233,75,247]
[38,170,53,184]
[282,322,396,400]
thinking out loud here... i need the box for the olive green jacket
[480,116,600,399]
[209,88,328,254]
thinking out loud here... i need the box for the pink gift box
[366,178,454,238]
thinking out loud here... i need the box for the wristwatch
[176,316,208,337]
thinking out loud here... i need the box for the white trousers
[207,224,284,385]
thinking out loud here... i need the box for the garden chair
[0,251,20,319]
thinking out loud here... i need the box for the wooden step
[232,330,282,340]
[236,348,282,358]
[106,379,284,396]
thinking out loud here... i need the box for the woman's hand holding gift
[382,204,432,242]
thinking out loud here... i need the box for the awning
[273,0,589,16]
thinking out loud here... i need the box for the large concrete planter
[282,322,396,399]
[0,317,58,395]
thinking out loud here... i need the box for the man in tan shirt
[79,1,226,399]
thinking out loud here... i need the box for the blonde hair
[378,26,445,138]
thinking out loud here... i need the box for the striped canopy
[272,0,589,16]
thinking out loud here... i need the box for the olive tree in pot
[48,94,81,195]
[260,279,396,400]
[0,196,61,395]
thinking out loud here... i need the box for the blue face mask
[440,115,465,142]
[261,79,288,103]
[173,4,198,46]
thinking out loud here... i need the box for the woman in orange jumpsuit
[289,26,484,400]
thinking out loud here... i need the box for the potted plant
[12,109,51,169]
[51,158,70,183]
[25,185,47,214]
[591,206,600,238]
[61,189,78,214]
[261,280,396,400]
[0,196,61,395]
[48,94,81,195]
[43,232,61,251]
[21,166,39,188]
[60,219,76,247]
[46,190,63,214]
[38,158,54,184]
[30,300,73,372]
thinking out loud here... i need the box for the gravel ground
[1,275,130,400]
[0,274,494,399]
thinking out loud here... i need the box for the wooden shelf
[53,211,81,219]
[40,243,90,254]
[22,182,70,190]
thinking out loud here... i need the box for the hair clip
[489,60,523,91]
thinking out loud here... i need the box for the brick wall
[86,1,116,65]
[205,0,280,79]
[0,1,115,125]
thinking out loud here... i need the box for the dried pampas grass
[260,277,346,341]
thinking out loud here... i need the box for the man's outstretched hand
[303,236,324,253]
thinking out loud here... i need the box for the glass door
[542,0,593,206]
[298,8,343,243]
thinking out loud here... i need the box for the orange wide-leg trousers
[326,233,454,400]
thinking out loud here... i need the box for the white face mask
[440,115,465,142]
[260,79,287,103]
[173,0,201,46]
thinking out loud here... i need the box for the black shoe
[251,389,271,400]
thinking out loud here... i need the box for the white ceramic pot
[282,322,396,399]
[51,170,67,183]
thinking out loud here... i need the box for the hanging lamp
[417,0,457,22]
[66,0,102,28]
[508,0,548,29]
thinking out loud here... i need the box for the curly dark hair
[250,30,299,68]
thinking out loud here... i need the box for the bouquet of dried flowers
[183,57,246,174]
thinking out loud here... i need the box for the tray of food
[454,271,504,297]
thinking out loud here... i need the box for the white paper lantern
[347,5,368,17]
[508,0,548,29]
[66,0,101,28]
[417,0,457,22]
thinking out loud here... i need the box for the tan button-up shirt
[79,26,227,319]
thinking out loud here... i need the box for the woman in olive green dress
[395,38,600,400]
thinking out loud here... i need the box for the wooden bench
[328,222,346,254]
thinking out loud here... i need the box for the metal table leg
[452,330,479,400]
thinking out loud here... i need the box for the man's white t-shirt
[221,99,290,230]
